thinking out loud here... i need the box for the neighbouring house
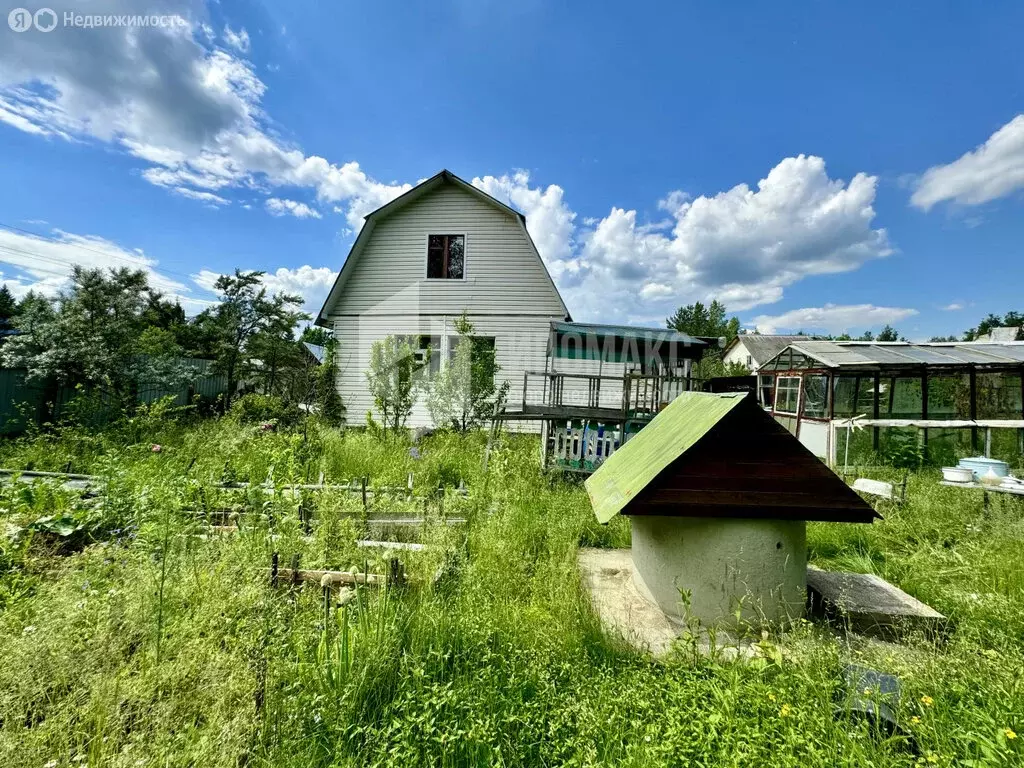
[973,326,1024,342]
[316,170,571,429]
[723,334,818,372]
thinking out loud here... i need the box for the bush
[229,393,300,427]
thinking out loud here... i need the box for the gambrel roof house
[316,169,572,429]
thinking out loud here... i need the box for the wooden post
[969,366,978,452]
[361,477,368,512]
[920,368,929,459]
[872,372,881,452]
[270,552,279,588]
[985,427,992,458]
[290,553,300,590]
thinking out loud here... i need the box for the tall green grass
[0,416,1019,766]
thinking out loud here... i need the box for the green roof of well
[584,392,746,524]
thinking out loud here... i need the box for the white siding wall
[333,183,566,317]
[723,340,751,369]
[324,179,569,431]
[333,314,552,430]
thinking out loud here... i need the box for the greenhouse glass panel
[774,376,800,414]
[802,375,829,418]
[976,373,1023,419]
[832,376,858,417]
[928,374,971,418]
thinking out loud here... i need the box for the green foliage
[0,419,1020,767]
[366,335,417,435]
[195,269,307,409]
[230,393,301,427]
[666,300,740,343]
[313,339,346,427]
[425,312,507,431]
[965,311,1024,341]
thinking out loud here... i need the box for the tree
[2,268,161,399]
[666,300,740,343]
[964,311,1024,341]
[312,338,346,426]
[300,326,333,347]
[366,335,417,435]
[0,285,17,338]
[425,312,507,431]
[196,270,304,409]
[667,300,742,382]
[876,325,899,342]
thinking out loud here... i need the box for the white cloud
[0,1,409,225]
[172,187,229,205]
[485,156,891,323]
[912,115,1024,210]
[472,171,577,279]
[750,304,918,334]
[223,25,250,53]
[0,9,894,323]
[0,227,214,314]
[942,302,964,311]
[265,198,321,219]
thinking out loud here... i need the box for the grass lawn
[0,413,1021,767]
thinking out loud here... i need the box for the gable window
[427,234,465,279]
[774,375,801,415]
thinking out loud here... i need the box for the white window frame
[774,375,801,415]
[424,233,467,281]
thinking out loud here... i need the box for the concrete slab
[807,565,945,639]
[578,547,755,658]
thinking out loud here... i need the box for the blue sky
[1,0,1023,339]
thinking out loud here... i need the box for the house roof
[585,391,878,525]
[302,342,325,364]
[315,169,571,325]
[763,340,1024,371]
[727,334,819,366]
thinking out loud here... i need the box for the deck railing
[518,370,695,418]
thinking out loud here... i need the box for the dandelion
[780,704,792,718]
[911,716,921,725]
[768,693,777,702]
[921,695,934,707]
[863,687,873,696]
[1006,728,1017,740]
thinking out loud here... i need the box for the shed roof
[585,392,878,525]
[765,340,1024,370]
[550,321,706,348]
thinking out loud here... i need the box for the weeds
[0,417,1020,767]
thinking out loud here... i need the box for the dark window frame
[426,234,466,280]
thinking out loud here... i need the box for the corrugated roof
[734,334,818,365]
[551,321,705,347]
[585,392,745,523]
[773,340,1024,369]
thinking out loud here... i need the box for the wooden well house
[585,391,878,627]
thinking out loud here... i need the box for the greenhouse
[758,341,1024,466]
